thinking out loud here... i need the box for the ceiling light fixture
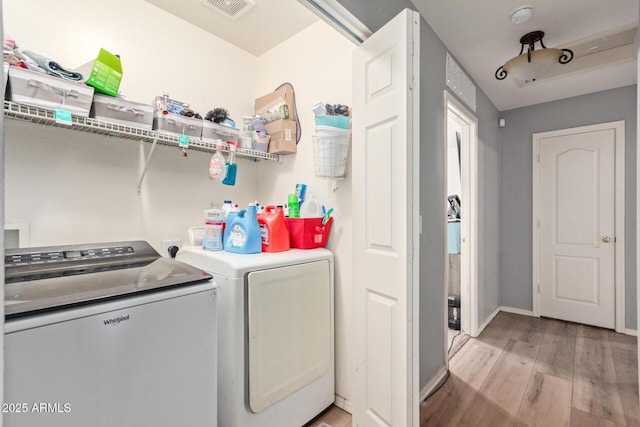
[495,31,574,81]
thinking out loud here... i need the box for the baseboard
[475,306,500,336]
[419,364,448,402]
[625,329,637,337]
[334,395,353,414]
[499,306,535,317]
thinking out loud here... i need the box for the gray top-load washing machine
[176,246,334,427]
[4,241,217,427]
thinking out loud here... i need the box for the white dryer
[176,246,334,427]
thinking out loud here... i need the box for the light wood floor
[306,312,639,427]
[422,312,640,426]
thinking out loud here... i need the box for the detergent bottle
[202,208,225,251]
[224,203,262,254]
[299,193,322,218]
[257,205,290,252]
[223,203,240,247]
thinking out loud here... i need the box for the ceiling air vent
[201,0,256,20]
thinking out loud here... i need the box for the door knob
[602,236,611,243]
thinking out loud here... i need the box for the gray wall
[476,88,502,323]
[416,16,447,385]
[338,0,502,386]
[500,85,637,329]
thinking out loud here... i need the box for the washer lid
[5,241,212,319]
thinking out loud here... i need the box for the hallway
[308,311,640,426]
[421,312,640,426]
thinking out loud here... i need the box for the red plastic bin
[286,217,333,249]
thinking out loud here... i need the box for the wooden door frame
[444,91,479,338]
[532,121,626,333]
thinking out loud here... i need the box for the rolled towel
[23,50,83,81]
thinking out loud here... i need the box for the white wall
[4,0,356,410]
[4,0,257,117]
[4,0,261,251]
[255,21,355,406]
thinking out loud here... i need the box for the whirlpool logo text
[103,314,130,326]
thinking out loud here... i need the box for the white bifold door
[352,8,420,427]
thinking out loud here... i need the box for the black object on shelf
[448,295,461,330]
[447,195,461,220]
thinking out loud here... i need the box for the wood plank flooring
[423,312,640,426]
[306,312,639,427]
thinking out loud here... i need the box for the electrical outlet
[161,239,183,258]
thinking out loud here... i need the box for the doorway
[532,121,625,332]
[444,91,478,358]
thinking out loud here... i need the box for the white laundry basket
[313,125,351,179]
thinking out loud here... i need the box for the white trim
[532,121,625,332]
[298,0,372,44]
[334,395,353,414]
[532,136,541,319]
[476,306,501,337]
[499,306,535,317]
[444,91,479,338]
[614,122,626,334]
[409,12,422,427]
[625,329,638,337]
[419,365,448,402]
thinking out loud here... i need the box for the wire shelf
[3,101,280,162]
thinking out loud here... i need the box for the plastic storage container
[152,111,202,138]
[252,131,270,152]
[202,120,240,145]
[91,94,153,129]
[8,66,94,117]
[313,126,351,179]
[286,217,333,249]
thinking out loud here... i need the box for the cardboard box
[255,87,294,122]
[8,66,94,117]
[77,48,122,97]
[265,119,296,154]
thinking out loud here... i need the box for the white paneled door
[535,124,621,329]
[352,8,420,427]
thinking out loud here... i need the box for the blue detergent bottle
[224,203,262,254]
[223,203,239,247]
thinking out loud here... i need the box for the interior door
[537,127,616,328]
[352,8,420,427]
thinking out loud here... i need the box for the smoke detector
[201,0,256,20]
[510,6,533,24]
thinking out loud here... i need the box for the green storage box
[82,48,122,97]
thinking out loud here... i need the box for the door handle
[602,235,611,243]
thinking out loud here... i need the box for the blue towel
[23,50,83,81]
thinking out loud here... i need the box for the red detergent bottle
[257,205,290,252]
